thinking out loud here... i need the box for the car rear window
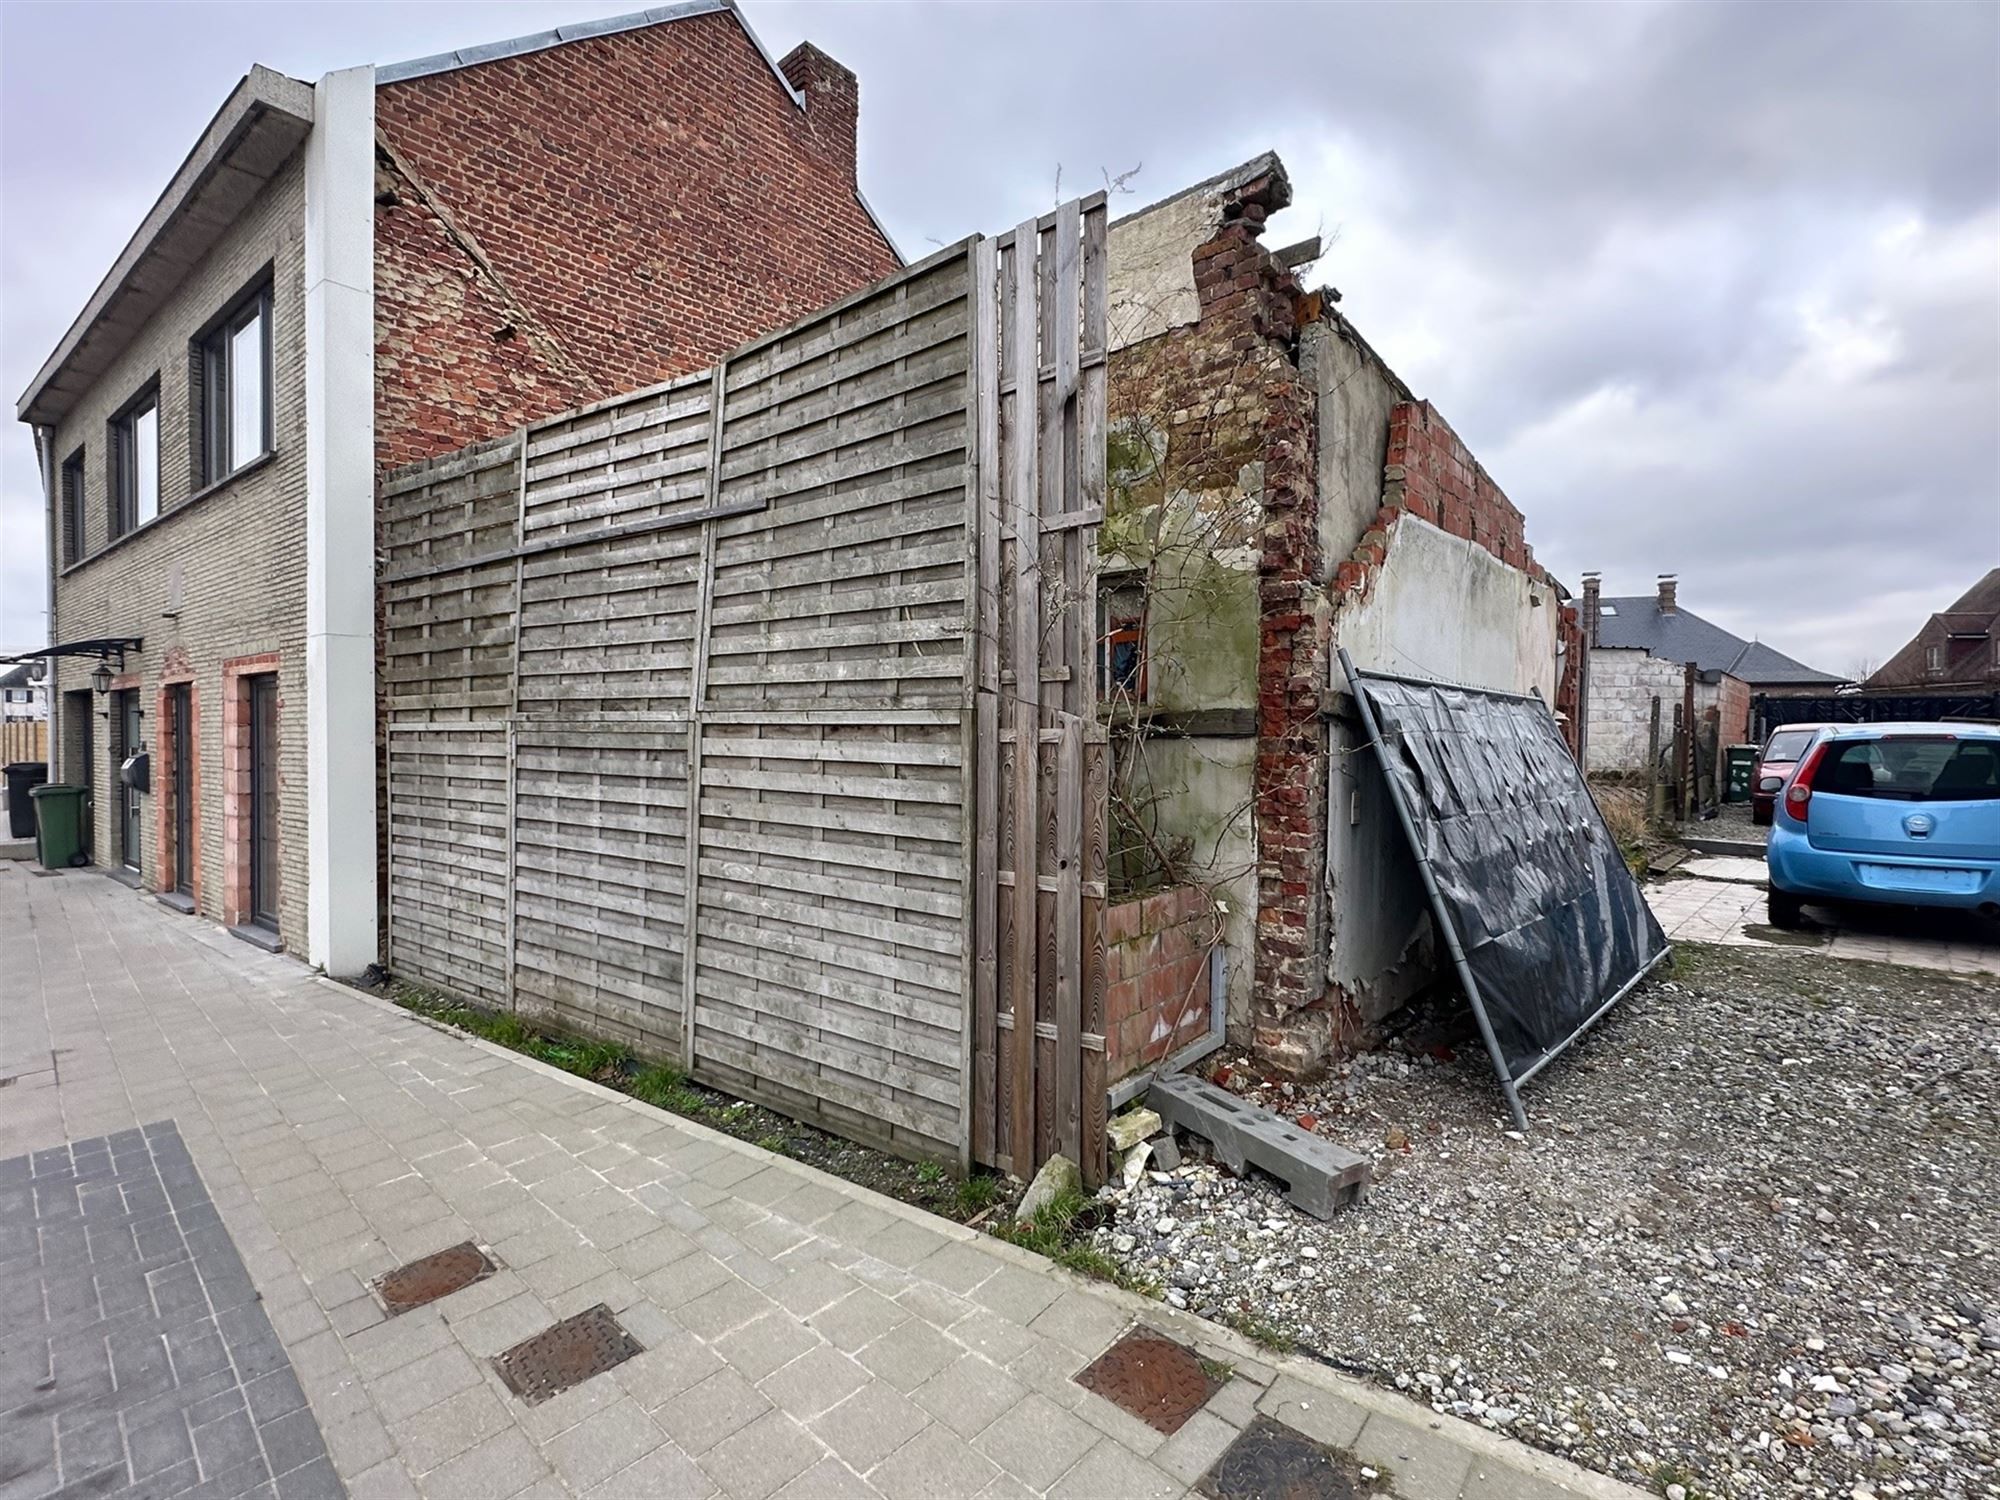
[1817,737,2000,802]
[1762,729,1817,761]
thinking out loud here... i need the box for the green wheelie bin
[1723,744,1758,804]
[30,783,89,868]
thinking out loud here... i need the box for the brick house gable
[372,13,900,471]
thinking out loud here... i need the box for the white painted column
[304,65,377,974]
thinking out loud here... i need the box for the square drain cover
[1074,1330,1219,1435]
[1198,1414,1388,1499]
[494,1303,642,1405]
[376,1241,496,1315]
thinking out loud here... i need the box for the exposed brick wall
[1556,599,1585,758]
[48,152,310,951]
[1716,671,1752,745]
[371,16,899,472]
[1382,401,1536,574]
[1189,182,1337,1076]
[1105,167,1337,1076]
[1105,885,1217,1080]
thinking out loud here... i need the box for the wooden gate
[380,197,1108,1179]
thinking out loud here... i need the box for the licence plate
[1855,863,1981,895]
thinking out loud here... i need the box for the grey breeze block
[1146,1073,1369,1220]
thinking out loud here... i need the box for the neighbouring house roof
[1596,597,1842,686]
[0,665,35,691]
[16,66,314,427]
[380,0,798,101]
[377,1,900,260]
[19,4,899,433]
[1865,567,2000,690]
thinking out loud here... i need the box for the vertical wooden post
[1680,664,1697,822]
[504,428,527,1012]
[1646,695,1664,828]
[1077,199,1109,1188]
[1006,217,1043,1173]
[969,237,1002,1170]
[679,362,727,1071]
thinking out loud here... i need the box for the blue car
[1766,722,2000,929]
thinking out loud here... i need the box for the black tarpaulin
[1342,658,1668,1124]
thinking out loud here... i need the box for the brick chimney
[779,43,859,184]
[1580,572,1601,647]
[1657,574,1678,615]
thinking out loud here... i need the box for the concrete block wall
[48,154,311,951]
[1585,647,1689,773]
[1105,884,1217,1081]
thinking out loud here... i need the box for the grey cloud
[3,0,1994,679]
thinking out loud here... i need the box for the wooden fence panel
[385,723,509,1004]
[1,720,47,767]
[512,721,690,1050]
[378,205,1106,1174]
[380,437,522,723]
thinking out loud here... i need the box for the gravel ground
[1092,944,1999,1498]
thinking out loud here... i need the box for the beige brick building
[16,6,897,971]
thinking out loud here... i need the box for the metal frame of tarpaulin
[1337,648,1671,1131]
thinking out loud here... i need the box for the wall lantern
[91,662,114,696]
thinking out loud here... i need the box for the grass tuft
[951,1173,1001,1217]
[992,1187,1157,1295]
[1218,1310,1295,1355]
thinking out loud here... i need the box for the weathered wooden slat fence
[379,197,1108,1178]
[2,719,49,767]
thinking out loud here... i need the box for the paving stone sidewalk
[1,863,1644,1500]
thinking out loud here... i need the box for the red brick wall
[1716,671,1752,745]
[1383,402,1536,575]
[372,16,900,471]
[1188,190,1335,1074]
[1106,169,1335,1076]
[1106,885,1218,1080]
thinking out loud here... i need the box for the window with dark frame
[1097,575,1149,703]
[196,279,272,487]
[60,448,86,564]
[109,385,160,540]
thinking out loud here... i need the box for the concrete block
[1106,1108,1162,1152]
[1145,1073,1367,1220]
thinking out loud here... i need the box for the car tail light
[1783,742,1831,819]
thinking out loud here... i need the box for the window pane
[134,404,158,524]
[230,308,264,466]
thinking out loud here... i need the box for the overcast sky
[3,0,1995,676]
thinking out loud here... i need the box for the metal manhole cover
[494,1304,642,1405]
[1073,1330,1219,1435]
[1197,1414,1388,1500]
[375,1241,495,1316]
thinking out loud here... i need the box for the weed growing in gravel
[951,1173,1001,1217]
[916,1161,946,1185]
[1218,1310,1295,1355]
[994,1186,1158,1295]
[1653,1462,1713,1499]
